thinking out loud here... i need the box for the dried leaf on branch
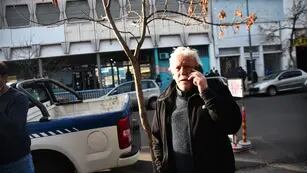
[233,23,240,32]
[235,9,243,18]
[188,0,195,17]
[218,10,227,20]
[246,13,257,30]
[218,30,225,39]
[200,0,209,15]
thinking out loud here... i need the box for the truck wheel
[32,150,75,173]
[148,97,157,110]
[267,86,277,96]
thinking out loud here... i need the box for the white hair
[169,47,202,70]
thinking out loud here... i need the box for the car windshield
[263,72,281,80]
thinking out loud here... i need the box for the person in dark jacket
[0,61,34,173]
[151,47,242,173]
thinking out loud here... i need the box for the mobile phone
[195,65,204,74]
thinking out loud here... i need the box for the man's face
[170,56,198,91]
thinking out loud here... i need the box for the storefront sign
[228,79,244,98]
[293,37,307,46]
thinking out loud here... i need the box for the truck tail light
[117,116,131,149]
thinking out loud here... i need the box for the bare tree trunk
[132,60,155,164]
[102,0,156,165]
[289,16,297,68]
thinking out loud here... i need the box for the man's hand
[188,69,208,93]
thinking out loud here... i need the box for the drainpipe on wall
[154,48,159,76]
[209,0,217,72]
[38,58,43,78]
[96,53,102,89]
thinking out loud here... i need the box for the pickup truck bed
[15,78,140,173]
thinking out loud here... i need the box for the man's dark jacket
[151,79,242,173]
[0,88,30,165]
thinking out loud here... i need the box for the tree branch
[147,10,250,27]
[102,0,134,60]
[134,0,147,60]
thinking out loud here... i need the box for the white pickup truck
[15,78,140,173]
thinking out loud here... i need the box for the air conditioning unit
[159,52,170,59]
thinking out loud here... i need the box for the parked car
[249,69,307,96]
[104,79,160,109]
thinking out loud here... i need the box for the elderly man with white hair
[151,47,242,173]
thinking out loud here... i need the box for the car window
[25,87,49,103]
[279,72,292,80]
[291,71,302,77]
[141,81,156,89]
[264,72,281,80]
[110,83,133,95]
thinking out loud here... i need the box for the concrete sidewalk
[111,147,307,173]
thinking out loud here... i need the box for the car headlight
[257,84,269,90]
[249,87,259,92]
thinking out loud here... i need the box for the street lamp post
[246,0,255,83]
[110,59,115,87]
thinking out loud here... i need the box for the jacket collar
[158,80,177,101]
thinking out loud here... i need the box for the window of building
[127,0,142,18]
[110,0,120,19]
[36,3,60,25]
[220,56,239,78]
[96,0,105,19]
[244,46,259,53]
[66,0,90,22]
[155,0,179,16]
[126,0,152,18]
[193,45,209,57]
[219,47,240,56]
[6,5,30,27]
[263,45,281,52]
[158,47,172,60]
[263,53,281,75]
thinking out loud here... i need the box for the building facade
[211,0,307,80]
[0,0,304,90]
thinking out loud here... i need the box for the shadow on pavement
[110,160,153,173]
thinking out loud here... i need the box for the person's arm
[200,80,242,134]
[188,70,241,134]
[0,94,29,136]
[151,110,163,173]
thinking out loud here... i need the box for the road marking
[235,157,265,164]
[270,163,307,172]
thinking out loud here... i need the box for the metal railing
[54,88,113,101]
